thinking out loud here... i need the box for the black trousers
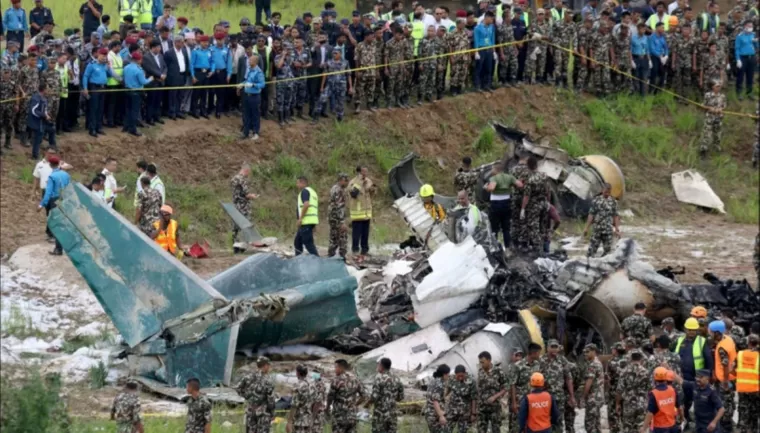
[192,69,210,115]
[146,86,162,122]
[124,91,141,133]
[489,198,512,247]
[260,83,270,117]
[649,55,665,93]
[229,73,239,110]
[294,225,319,256]
[6,30,24,51]
[736,55,756,95]
[255,0,272,25]
[87,85,105,133]
[105,85,123,126]
[45,199,63,253]
[168,88,182,117]
[67,84,80,128]
[208,70,226,115]
[351,220,370,255]
[56,97,67,132]
[307,75,321,116]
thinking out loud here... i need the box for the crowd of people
[1,0,758,158]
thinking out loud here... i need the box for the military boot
[20,130,29,147]
[278,112,285,127]
[4,134,11,149]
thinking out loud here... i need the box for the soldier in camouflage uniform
[291,38,311,119]
[111,380,143,433]
[311,373,327,433]
[520,156,548,251]
[184,378,212,433]
[354,32,377,113]
[497,9,519,87]
[526,10,552,84]
[314,49,351,122]
[581,344,605,433]
[41,56,61,124]
[288,365,314,433]
[553,11,577,87]
[425,364,450,433]
[589,22,614,95]
[230,164,257,246]
[605,343,628,433]
[616,350,651,433]
[447,365,477,433]
[695,30,712,85]
[575,17,595,92]
[700,42,726,89]
[505,350,524,433]
[511,344,542,433]
[478,351,508,433]
[620,303,654,346]
[236,357,275,433]
[369,357,404,433]
[136,177,162,236]
[434,27,447,99]
[16,53,40,146]
[661,317,684,347]
[709,23,730,67]
[724,317,747,350]
[401,25,415,107]
[0,66,18,150]
[371,26,387,109]
[328,359,366,433]
[612,25,633,90]
[417,26,438,104]
[699,80,726,158]
[509,153,530,249]
[448,19,471,94]
[564,357,583,433]
[454,157,478,202]
[1,41,20,68]
[673,25,697,96]
[384,28,410,109]
[539,339,576,433]
[583,183,619,257]
[327,173,349,258]
[275,44,294,126]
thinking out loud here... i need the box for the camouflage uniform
[575,24,594,91]
[448,29,471,90]
[699,90,726,154]
[454,168,479,201]
[553,20,577,86]
[695,37,712,83]
[316,58,349,119]
[522,171,548,250]
[564,361,582,433]
[0,69,17,145]
[612,33,632,90]
[274,52,294,117]
[589,30,613,94]
[311,378,327,433]
[111,391,141,433]
[616,360,650,433]
[327,182,348,257]
[730,324,747,350]
[446,376,477,433]
[354,41,377,110]
[291,378,314,433]
[418,37,438,102]
[509,164,530,247]
[434,35,447,98]
[402,36,415,102]
[539,354,572,433]
[606,352,628,433]
[236,370,275,433]
[701,52,725,87]
[715,345,735,433]
[587,194,618,257]
[384,37,410,107]
[372,37,386,107]
[40,64,61,121]
[620,314,653,346]
[510,359,541,433]
[184,394,212,433]
[137,187,162,235]
[497,21,518,84]
[583,356,605,433]
[231,173,252,243]
[526,20,552,83]
[674,35,696,96]
[478,366,508,433]
[291,48,311,113]
[370,371,404,433]
[424,377,449,433]
[328,371,366,433]
[16,64,40,133]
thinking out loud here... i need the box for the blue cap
[340,18,350,25]
[303,12,313,18]
[220,20,230,27]
[352,10,361,16]
[708,320,726,334]
[696,369,711,377]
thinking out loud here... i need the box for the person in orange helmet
[641,367,684,433]
[518,372,560,433]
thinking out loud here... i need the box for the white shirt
[153,53,162,68]
[161,38,170,53]
[175,47,186,73]
[434,17,455,31]
[230,44,245,75]
[102,168,118,207]
[151,176,166,204]
[667,1,681,15]
[422,13,437,30]
[33,160,53,190]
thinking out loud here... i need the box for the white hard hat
[502,0,514,4]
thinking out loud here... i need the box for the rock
[221,421,234,429]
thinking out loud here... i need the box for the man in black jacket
[163,35,191,120]
[142,40,167,125]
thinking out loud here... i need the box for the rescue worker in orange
[518,372,560,433]
[641,367,684,433]
[736,334,759,433]
[709,320,737,433]
[150,205,186,258]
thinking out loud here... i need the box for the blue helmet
[708,320,726,334]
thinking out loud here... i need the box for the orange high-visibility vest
[526,392,552,431]
[153,219,178,253]
[714,336,737,382]
[651,386,677,428]
[736,350,759,393]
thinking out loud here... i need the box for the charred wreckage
[47,125,758,396]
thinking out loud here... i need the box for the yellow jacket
[349,175,374,221]
[423,201,446,222]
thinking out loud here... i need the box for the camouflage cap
[546,339,560,347]
[583,343,598,352]
[338,173,349,180]
[612,341,625,351]
[629,348,643,357]
[257,356,270,364]
[514,348,525,355]
[662,317,675,325]
[624,336,637,346]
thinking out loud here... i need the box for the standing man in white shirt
[146,163,165,204]
[102,157,126,207]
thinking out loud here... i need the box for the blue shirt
[40,168,71,207]
[152,0,164,19]
[3,6,28,32]
[210,44,233,77]
[693,384,722,427]
[123,62,150,89]
[97,24,109,43]
[474,22,495,49]
[82,62,114,87]
[190,47,215,78]
[37,57,47,72]
[648,33,668,56]
[243,65,265,94]
[631,33,649,56]
[29,6,53,31]
[119,47,131,60]
[735,32,758,58]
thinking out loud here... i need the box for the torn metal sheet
[133,376,245,404]
[393,195,452,252]
[537,159,564,180]
[412,238,495,328]
[357,323,456,374]
[566,292,621,354]
[671,170,726,213]
[221,202,265,244]
[388,153,456,209]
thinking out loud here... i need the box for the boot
[297,108,306,120]
[278,112,285,127]
[20,130,29,147]
[4,134,11,149]
[354,103,361,114]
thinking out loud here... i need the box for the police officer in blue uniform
[693,369,725,433]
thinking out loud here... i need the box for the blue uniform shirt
[29,7,53,31]
[3,7,28,32]
[119,47,131,60]
[190,47,214,78]
[40,168,71,207]
[735,32,758,58]
[474,22,495,48]
[210,44,233,77]
[82,62,113,87]
[631,34,649,55]
[693,384,722,428]
[244,65,265,94]
[123,62,150,89]
[648,33,668,56]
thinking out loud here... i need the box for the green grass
[37,0,354,36]
[473,126,496,155]
[557,131,585,158]
[1,369,71,433]
[88,361,108,390]
[1,305,46,339]
[17,166,34,184]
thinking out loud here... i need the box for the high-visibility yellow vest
[154,219,178,254]
[521,13,530,28]
[470,204,481,226]
[298,186,319,226]
[646,13,670,31]
[139,0,153,26]
[254,45,272,77]
[107,51,123,86]
[700,13,719,31]
[56,64,69,98]
[551,8,565,22]
[119,0,138,23]
[736,350,759,393]
[412,20,425,56]
[381,12,393,21]
[674,335,706,370]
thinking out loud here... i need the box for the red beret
[138,30,146,38]
[131,51,143,61]
[28,45,39,52]
[48,156,60,164]
[198,35,210,42]
[456,9,467,18]
[214,31,226,40]
[177,17,188,23]
[98,47,109,55]
[126,37,138,45]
